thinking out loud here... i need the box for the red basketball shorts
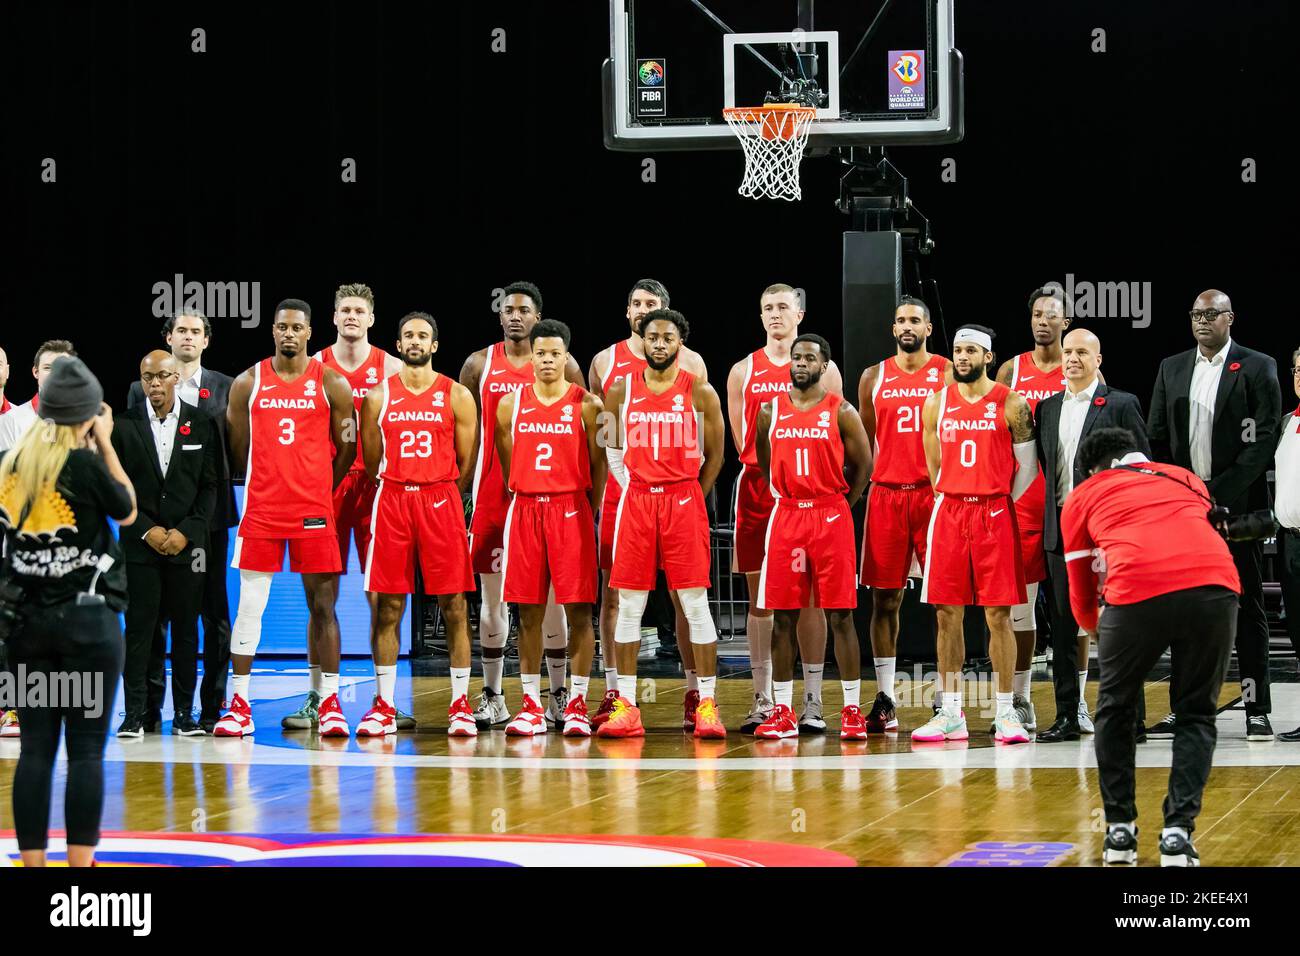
[1013,470,1048,584]
[598,478,623,571]
[920,493,1026,607]
[860,481,935,589]
[232,529,342,575]
[333,469,377,574]
[609,480,711,592]
[469,483,509,575]
[758,495,857,610]
[501,491,598,605]
[364,480,475,596]
[732,465,776,574]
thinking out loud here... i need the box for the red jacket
[1061,456,1240,631]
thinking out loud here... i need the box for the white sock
[773,679,794,709]
[874,657,896,704]
[449,666,471,703]
[320,672,339,701]
[802,662,824,703]
[1078,670,1089,700]
[1013,669,1031,698]
[748,613,773,698]
[309,664,322,695]
[375,664,396,705]
[1110,821,1136,836]
[521,674,541,707]
[685,668,698,693]
[618,675,637,702]
[842,679,861,708]
[1161,826,1189,841]
[697,675,717,701]
[942,691,963,716]
[571,675,589,703]
[995,691,1013,718]
[232,673,251,703]
[604,666,619,691]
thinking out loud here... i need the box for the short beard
[897,336,923,354]
[645,349,678,372]
[953,363,984,384]
[793,369,823,390]
[402,351,433,367]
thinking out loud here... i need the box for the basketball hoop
[723,103,816,202]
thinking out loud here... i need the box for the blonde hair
[0,419,81,526]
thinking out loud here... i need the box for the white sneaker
[1077,700,1095,734]
[992,712,1030,744]
[505,695,548,736]
[546,687,569,725]
[1014,694,1037,731]
[798,695,827,734]
[356,697,397,737]
[472,688,510,730]
[911,711,969,742]
[740,693,775,734]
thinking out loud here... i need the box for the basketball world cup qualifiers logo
[887,50,925,110]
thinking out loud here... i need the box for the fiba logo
[926,366,940,382]
[560,404,574,423]
[638,61,664,86]
[303,379,318,396]
[892,53,921,84]
[984,402,997,419]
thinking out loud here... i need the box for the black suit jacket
[129,367,237,528]
[111,402,221,565]
[1147,341,1281,515]
[1036,382,1151,553]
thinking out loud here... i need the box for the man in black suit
[1034,329,1151,742]
[114,351,221,736]
[1274,347,1300,740]
[1146,290,1282,740]
[129,311,237,733]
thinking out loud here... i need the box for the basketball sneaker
[562,695,592,737]
[472,688,510,730]
[865,692,899,733]
[1103,825,1138,865]
[740,692,774,734]
[682,689,700,730]
[506,695,548,736]
[447,695,478,737]
[596,696,645,738]
[395,706,417,731]
[693,697,727,739]
[545,687,570,726]
[754,704,799,740]
[992,712,1030,744]
[911,711,968,742]
[988,695,1036,735]
[1077,699,1095,734]
[590,689,620,733]
[281,690,320,730]
[840,704,868,740]
[213,695,255,737]
[357,697,397,738]
[798,695,826,734]
[1159,830,1200,867]
[317,693,351,737]
[0,710,19,738]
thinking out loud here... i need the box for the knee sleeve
[615,589,649,644]
[543,588,568,649]
[230,570,274,656]
[678,587,718,646]
[1010,582,1039,631]
[478,573,509,648]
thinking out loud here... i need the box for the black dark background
[4,0,1296,462]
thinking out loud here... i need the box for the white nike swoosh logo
[615,361,631,368]
[884,376,899,383]
[1020,376,1035,382]
[632,397,647,404]
[390,397,404,405]
[491,368,506,375]
[434,499,448,508]
[564,510,579,518]
[678,497,692,506]
[261,385,276,391]
[521,406,538,414]
[755,369,769,377]
[826,514,841,523]
[990,509,1004,517]
[779,413,794,421]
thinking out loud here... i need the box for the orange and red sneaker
[595,696,645,738]
[682,689,700,730]
[754,703,798,740]
[693,697,727,739]
[590,689,620,732]
[840,704,868,740]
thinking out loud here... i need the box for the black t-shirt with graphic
[0,448,133,612]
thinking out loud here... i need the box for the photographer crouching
[0,358,136,867]
[1063,426,1253,868]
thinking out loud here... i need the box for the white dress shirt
[0,400,39,453]
[149,401,181,475]
[176,364,204,409]
[1057,377,1100,500]
[1188,337,1231,480]
[1276,411,1300,531]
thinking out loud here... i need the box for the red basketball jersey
[621,369,702,485]
[739,348,793,466]
[934,382,1014,497]
[241,358,335,537]
[510,382,591,494]
[1009,351,1066,412]
[767,391,849,499]
[470,343,534,522]
[376,373,459,485]
[600,339,647,393]
[318,344,391,473]
[871,353,947,484]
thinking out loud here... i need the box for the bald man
[1146,290,1282,741]
[1033,329,1150,741]
[110,351,223,736]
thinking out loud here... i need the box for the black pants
[145,525,232,720]
[8,601,123,851]
[125,559,204,718]
[1045,548,1081,718]
[1278,528,1300,663]
[1095,585,1237,831]
[1228,539,1271,715]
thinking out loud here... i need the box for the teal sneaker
[992,712,1030,743]
[911,711,968,742]
[282,690,321,730]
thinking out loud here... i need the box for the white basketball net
[723,105,816,202]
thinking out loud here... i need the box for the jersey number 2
[534,442,553,471]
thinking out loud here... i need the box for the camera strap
[1112,464,1215,508]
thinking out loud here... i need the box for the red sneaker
[595,696,645,738]
[317,693,350,737]
[562,695,592,737]
[682,689,700,730]
[840,704,867,740]
[590,689,620,732]
[447,695,478,737]
[693,697,727,739]
[356,697,397,737]
[213,694,255,737]
[754,703,798,740]
[506,695,548,736]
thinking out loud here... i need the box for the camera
[0,575,26,645]
[1208,506,1277,542]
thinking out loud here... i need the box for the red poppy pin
[1093,396,1106,407]
[179,422,192,436]
[1229,362,1241,372]
[199,387,211,399]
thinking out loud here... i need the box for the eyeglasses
[140,372,177,385]
[1189,309,1231,323]
[1292,366,1300,377]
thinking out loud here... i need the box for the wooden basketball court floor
[3,662,1300,867]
